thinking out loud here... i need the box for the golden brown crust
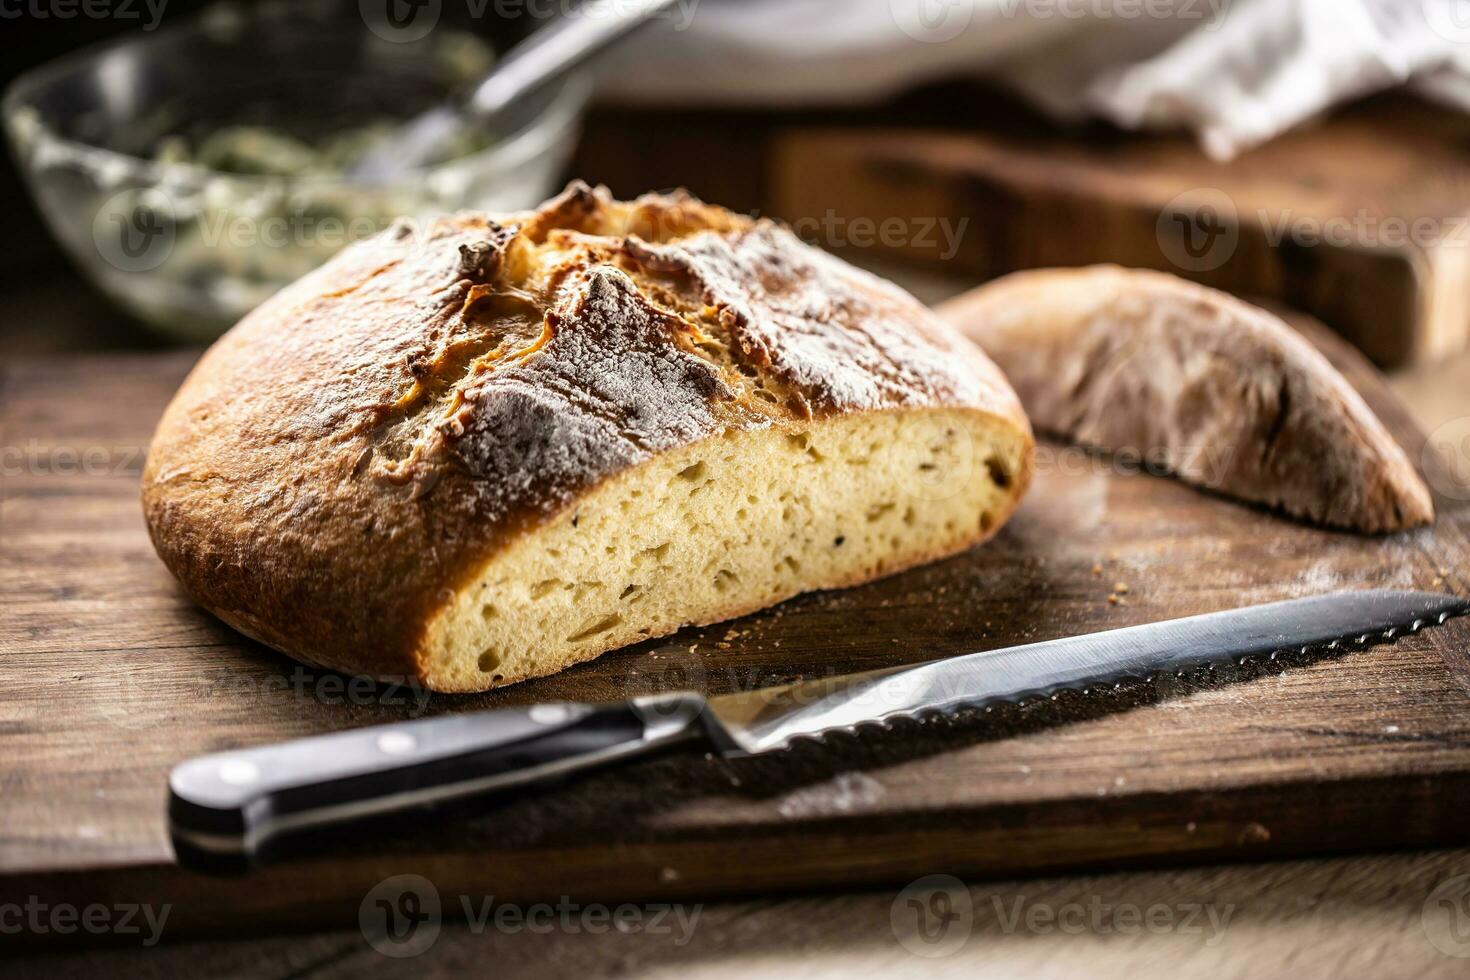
[940,266,1432,534]
[143,183,1031,683]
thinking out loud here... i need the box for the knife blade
[168,589,1468,868]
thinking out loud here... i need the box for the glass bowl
[3,1,588,340]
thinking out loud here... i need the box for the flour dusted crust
[940,266,1431,534]
[143,183,1033,690]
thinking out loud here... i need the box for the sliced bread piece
[939,265,1431,534]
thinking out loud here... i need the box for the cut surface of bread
[143,183,1032,691]
[939,265,1431,534]
[429,408,1027,691]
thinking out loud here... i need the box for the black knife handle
[168,694,707,871]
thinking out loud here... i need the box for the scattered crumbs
[777,772,885,818]
[1281,558,1346,599]
[1113,582,1130,595]
[1017,764,1032,774]
[1107,595,1122,606]
[1237,822,1271,845]
[717,642,732,650]
[1091,564,1103,577]
[1385,724,1400,734]
[1113,775,1126,787]
[659,867,681,883]
[1185,821,1198,834]
[688,645,698,653]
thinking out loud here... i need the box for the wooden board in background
[4,319,1470,943]
[576,94,1470,367]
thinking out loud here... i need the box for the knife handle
[168,694,707,871]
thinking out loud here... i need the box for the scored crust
[939,265,1432,534]
[143,182,1033,690]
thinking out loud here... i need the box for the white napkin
[603,0,1470,160]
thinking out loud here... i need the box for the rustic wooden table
[5,267,1470,979]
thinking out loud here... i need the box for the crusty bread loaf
[143,183,1033,691]
[939,265,1431,534]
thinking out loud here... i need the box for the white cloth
[603,0,1470,160]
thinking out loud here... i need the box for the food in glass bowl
[4,1,587,339]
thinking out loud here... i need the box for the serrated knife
[169,589,1468,868]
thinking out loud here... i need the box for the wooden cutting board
[4,318,1470,943]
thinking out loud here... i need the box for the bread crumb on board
[1106,580,1131,605]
